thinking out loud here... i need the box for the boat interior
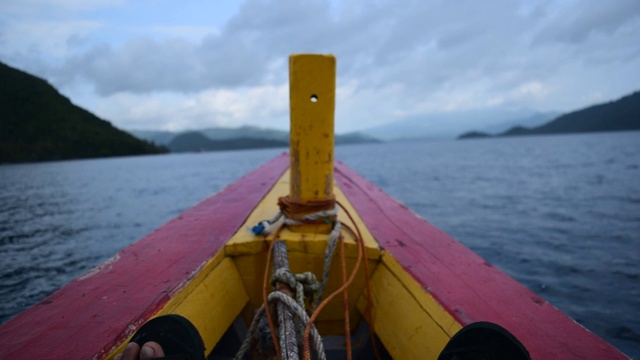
[103,167,461,359]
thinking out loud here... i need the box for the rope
[272,268,320,308]
[338,201,381,360]
[302,223,364,360]
[339,236,352,360]
[273,240,299,360]
[251,197,337,235]
[235,305,266,360]
[237,236,327,360]
[314,220,341,309]
[234,294,326,360]
[242,195,380,360]
[278,196,337,224]
[262,236,281,359]
[251,211,283,236]
[268,292,326,360]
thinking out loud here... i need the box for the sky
[1,0,639,135]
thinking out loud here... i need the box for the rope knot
[271,268,321,308]
[277,196,338,226]
[271,268,298,289]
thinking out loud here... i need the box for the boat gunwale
[334,159,629,359]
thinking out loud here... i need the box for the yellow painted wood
[225,169,380,260]
[357,251,462,359]
[225,166,383,335]
[104,169,460,358]
[381,252,462,337]
[167,258,248,353]
[289,54,336,204]
[104,252,248,359]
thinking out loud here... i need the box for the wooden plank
[374,252,462,338]
[334,160,628,359]
[168,258,249,354]
[225,169,380,260]
[358,253,456,359]
[0,153,289,360]
[103,256,249,359]
[226,166,383,335]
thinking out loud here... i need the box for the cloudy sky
[1,0,639,135]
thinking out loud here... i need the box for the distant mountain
[167,132,287,152]
[0,62,166,163]
[127,130,177,146]
[479,111,560,134]
[200,126,288,142]
[335,132,381,145]
[129,126,290,146]
[458,90,640,140]
[361,108,541,141]
[130,127,380,151]
[458,131,492,140]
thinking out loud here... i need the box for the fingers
[113,341,164,360]
[114,342,139,360]
[140,341,165,359]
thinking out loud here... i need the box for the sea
[1,131,639,358]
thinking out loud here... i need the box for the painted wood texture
[358,252,461,359]
[289,54,336,203]
[0,153,289,359]
[165,257,249,355]
[224,168,382,335]
[334,160,628,359]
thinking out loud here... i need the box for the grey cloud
[534,0,640,44]
[36,0,640,102]
[54,33,268,95]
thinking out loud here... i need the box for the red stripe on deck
[334,160,628,359]
[0,153,289,359]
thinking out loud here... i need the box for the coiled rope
[239,196,379,360]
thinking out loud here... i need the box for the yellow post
[289,54,335,202]
[288,54,336,232]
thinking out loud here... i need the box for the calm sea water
[1,132,639,358]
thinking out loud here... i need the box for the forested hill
[0,62,167,163]
[459,90,640,139]
[167,132,288,152]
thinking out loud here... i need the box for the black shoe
[129,314,206,360]
[438,322,530,360]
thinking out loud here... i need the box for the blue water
[1,132,639,358]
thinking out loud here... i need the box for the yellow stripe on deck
[358,251,462,359]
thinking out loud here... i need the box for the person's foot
[112,314,205,360]
[114,341,165,360]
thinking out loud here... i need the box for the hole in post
[310,94,318,103]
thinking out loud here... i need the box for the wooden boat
[0,55,629,359]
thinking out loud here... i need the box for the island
[458,90,640,140]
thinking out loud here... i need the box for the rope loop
[278,196,337,225]
[271,268,321,308]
